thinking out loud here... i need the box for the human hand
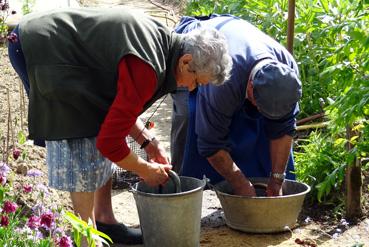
[266,177,283,196]
[138,162,172,187]
[144,138,170,164]
[232,178,256,197]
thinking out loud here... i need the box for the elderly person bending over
[7,8,232,246]
[171,14,302,197]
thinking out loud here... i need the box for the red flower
[12,149,21,160]
[27,215,40,229]
[3,201,18,214]
[0,175,6,186]
[57,235,73,247]
[40,212,54,229]
[0,215,9,227]
[23,184,33,193]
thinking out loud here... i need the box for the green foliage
[64,211,112,247]
[185,0,369,118]
[184,0,369,204]
[294,131,346,202]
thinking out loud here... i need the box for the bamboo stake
[6,88,11,163]
[287,0,296,54]
[19,80,24,130]
[345,126,362,219]
[296,122,329,131]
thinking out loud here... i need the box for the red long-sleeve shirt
[96,55,157,162]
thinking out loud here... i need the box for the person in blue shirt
[171,14,302,197]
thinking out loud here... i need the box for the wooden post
[287,0,296,54]
[345,126,362,219]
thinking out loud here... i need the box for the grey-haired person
[171,14,302,197]
[7,8,232,246]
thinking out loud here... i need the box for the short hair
[182,28,232,86]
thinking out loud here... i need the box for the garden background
[0,0,369,246]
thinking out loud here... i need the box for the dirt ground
[1,0,369,246]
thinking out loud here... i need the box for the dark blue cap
[251,60,302,119]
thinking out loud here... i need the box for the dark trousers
[8,26,45,147]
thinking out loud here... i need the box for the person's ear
[178,54,193,71]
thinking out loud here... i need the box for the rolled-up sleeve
[264,103,300,139]
[96,55,157,162]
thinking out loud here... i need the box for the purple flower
[23,184,33,193]
[36,184,49,194]
[0,215,9,227]
[27,215,40,229]
[0,162,10,176]
[27,169,43,177]
[0,175,6,186]
[40,212,54,229]
[3,201,18,214]
[33,230,44,240]
[57,235,73,247]
[32,204,46,215]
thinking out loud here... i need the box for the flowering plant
[0,162,112,247]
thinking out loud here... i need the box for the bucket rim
[130,176,206,197]
[214,179,311,200]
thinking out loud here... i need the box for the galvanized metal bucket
[131,171,206,247]
[213,177,310,233]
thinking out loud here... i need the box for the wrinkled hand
[145,139,170,164]
[266,177,283,196]
[232,179,256,197]
[138,162,172,187]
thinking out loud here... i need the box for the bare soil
[1,0,369,246]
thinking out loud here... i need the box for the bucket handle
[159,170,182,194]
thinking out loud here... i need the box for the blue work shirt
[176,15,300,158]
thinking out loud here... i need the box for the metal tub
[214,177,310,233]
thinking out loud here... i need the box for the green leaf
[0,189,4,202]
[17,131,27,145]
[334,138,346,147]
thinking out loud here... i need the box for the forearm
[207,149,247,187]
[270,134,293,174]
[115,150,148,174]
[129,118,169,164]
[129,118,154,146]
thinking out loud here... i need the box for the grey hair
[182,28,232,86]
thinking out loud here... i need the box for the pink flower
[27,215,40,229]
[40,212,54,229]
[23,184,33,193]
[57,235,73,247]
[0,215,9,227]
[3,201,18,214]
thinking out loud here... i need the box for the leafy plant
[64,212,112,247]
[294,130,346,202]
